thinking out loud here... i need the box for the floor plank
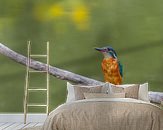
[0,113,45,129]
[0,113,47,123]
[35,122,43,127]
[3,123,21,130]
[0,123,14,129]
[0,123,6,127]
[0,123,43,130]
[13,123,30,130]
[23,123,38,129]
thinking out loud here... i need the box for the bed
[42,98,163,130]
[41,82,163,130]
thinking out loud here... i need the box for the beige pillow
[138,83,149,102]
[66,82,76,102]
[110,84,140,99]
[84,92,125,99]
[113,83,149,102]
[73,85,102,100]
[66,82,111,102]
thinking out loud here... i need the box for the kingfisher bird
[95,46,123,85]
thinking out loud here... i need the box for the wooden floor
[0,122,43,130]
[0,113,47,130]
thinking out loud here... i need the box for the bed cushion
[66,82,76,102]
[138,83,149,102]
[114,83,149,102]
[110,84,140,99]
[73,85,102,100]
[66,82,149,102]
[105,82,149,101]
[66,82,111,102]
[118,83,150,102]
[84,92,125,99]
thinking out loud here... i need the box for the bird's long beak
[94,47,104,52]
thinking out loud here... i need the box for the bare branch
[0,43,162,104]
[0,43,102,85]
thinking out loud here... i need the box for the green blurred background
[0,0,162,112]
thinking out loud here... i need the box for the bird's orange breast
[101,58,122,85]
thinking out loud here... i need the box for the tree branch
[0,43,162,104]
[0,43,102,85]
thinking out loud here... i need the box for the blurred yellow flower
[34,4,64,21]
[72,5,90,30]
[34,3,90,31]
[48,4,64,18]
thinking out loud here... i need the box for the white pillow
[66,82,76,103]
[66,82,149,102]
[138,83,149,102]
[108,82,150,102]
[66,82,111,103]
[101,82,113,94]
[84,92,125,99]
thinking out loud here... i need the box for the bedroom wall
[0,0,162,112]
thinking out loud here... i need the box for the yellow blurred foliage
[48,4,64,17]
[34,3,90,30]
[72,5,90,30]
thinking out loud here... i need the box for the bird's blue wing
[118,61,123,77]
